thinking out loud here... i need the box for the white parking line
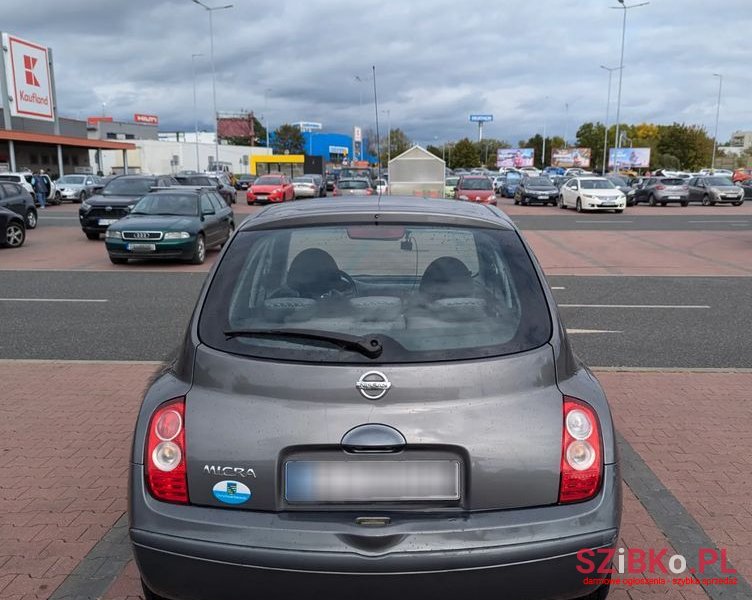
[575,220,633,223]
[37,216,79,220]
[559,304,709,309]
[551,286,566,290]
[566,328,622,334]
[0,298,108,303]
[688,220,749,224]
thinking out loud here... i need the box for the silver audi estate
[129,197,621,600]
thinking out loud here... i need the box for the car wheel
[191,234,206,265]
[558,196,566,209]
[25,208,38,229]
[247,200,254,206]
[4,222,25,247]
[733,200,743,206]
[78,190,87,204]
[575,198,583,212]
[615,209,624,214]
[53,192,62,205]
[513,197,519,205]
[701,194,711,206]
[649,194,657,207]
[710,200,716,206]
[681,201,689,207]
[141,580,167,600]
[109,255,128,264]
[222,222,235,247]
[85,231,99,240]
[660,202,667,206]
[575,585,609,600]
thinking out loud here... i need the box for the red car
[454,175,498,205]
[732,168,752,184]
[246,174,294,204]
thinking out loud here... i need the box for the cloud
[3,0,750,145]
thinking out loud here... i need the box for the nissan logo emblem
[356,371,392,400]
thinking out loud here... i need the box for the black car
[737,179,752,200]
[0,181,38,229]
[605,175,636,206]
[235,174,256,191]
[0,206,25,248]
[513,177,559,206]
[311,174,327,197]
[325,173,339,191]
[175,174,236,205]
[79,175,178,240]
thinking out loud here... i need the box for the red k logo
[23,55,40,87]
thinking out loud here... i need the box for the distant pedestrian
[33,170,48,208]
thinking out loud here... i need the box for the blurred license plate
[602,201,616,206]
[127,243,156,251]
[539,195,549,200]
[285,460,460,503]
[99,219,117,225]
[668,196,680,200]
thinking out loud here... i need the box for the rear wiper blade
[223,328,383,358]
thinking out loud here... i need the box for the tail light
[366,188,373,195]
[145,398,188,504]
[333,188,340,196]
[558,397,602,503]
[655,184,666,190]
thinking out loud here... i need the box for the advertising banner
[609,147,651,169]
[469,114,494,122]
[134,113,159,125]
[496,148,534,168]
[2,33,54,121]
[551,148,591,168]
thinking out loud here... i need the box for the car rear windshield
[130,194,198,216]
[338,180,369,189]
[581,179,615,189]
[461,178,492,190]
[103,178,155,195]
[198,223,552,363]
[704,177,733,186]
[176,176,213,186]
[256,176,283,185]
[607,176,628,186]
[293,177,314,183]
[660,178,685,186]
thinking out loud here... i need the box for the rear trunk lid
[185,343,563,512]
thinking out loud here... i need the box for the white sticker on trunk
[212,480,251,505]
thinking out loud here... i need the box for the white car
[292,176,318,199]
[519,166,541,177]
[373,178,388,194]
[559,177,626,213]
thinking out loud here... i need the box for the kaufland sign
[2,33,54,121]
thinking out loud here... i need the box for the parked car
[235,174,256,191]
[175,174,236,205]
[559,177,626,212]
[604,175,636,206]
[519,166,541,177]
[105,188,234,265]
[0,182,38,229]
[687,176,745,206]
[632,177,689,206]
[246,174,295,204]
[332,178,374,196]
[292,176,319,199]
[513,176,559,206]
[454,175,497,204]
[79,174,179,240]
[310,174,327,197]
[737,179,752,201]
[55,174,103,203]
[325,173,339,191]
[129,196,620,600]
[373,178,388,195]
[0,206,25,248]
[563,168,590,178]
[0,172,35,201]
[732,168,752,184]
[543,166,565,177]
[444,176,459,198]
[499,171,522,198]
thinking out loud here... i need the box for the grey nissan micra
[129,197,621,600]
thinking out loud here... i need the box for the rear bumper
[655,192,688,203]
[105,239,195,260]
[130,464,621,600]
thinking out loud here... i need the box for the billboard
[551,148,591,169]
[2,33,54,121]
[497,148,534,168]
[469,114,493,122]
[87,116,113,127]
[609,147,651,169]
[134,113,159,125]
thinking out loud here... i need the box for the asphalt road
[1,271,750,368]
[37,212,752,231]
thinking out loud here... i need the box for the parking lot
[1,196,751,600]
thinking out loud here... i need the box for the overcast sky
[4,0,750,145]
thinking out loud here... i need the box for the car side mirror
[202,208,215,216]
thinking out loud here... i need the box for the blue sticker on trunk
[212,480,251,504]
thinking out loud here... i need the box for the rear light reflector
[656,184,666,190]
[559,397,602,503]
[145,398,188,504]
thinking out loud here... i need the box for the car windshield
[58,175,86,184]
[526,178,553,186]
[461,178,492,190]
[256,176,283,185]
[199,224,551,363]
[338,180,369,189]
[103,178,155,195]
[607,176,628,186]
[580,179,616,189]
[240,175,254,181]
[445,177,459,186]
[705,177,733,186]
[505,173,521,181]
[130,194,198,216]
[293,177,314,183]
[176,176,214,186]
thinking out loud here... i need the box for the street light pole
[191,53,203,170]
[711,73,723,170]
[191,0,233,171]
[263,88,271,149]
[541,95,549,169]
[600,65,620,174]
[612,0,649,174]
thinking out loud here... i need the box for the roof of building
[0,129,136,150]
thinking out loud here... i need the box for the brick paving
[1,364,749,599]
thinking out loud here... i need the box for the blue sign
[213,480,251,505]
[469,114,494,122]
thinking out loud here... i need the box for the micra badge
[203,465,257,478]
